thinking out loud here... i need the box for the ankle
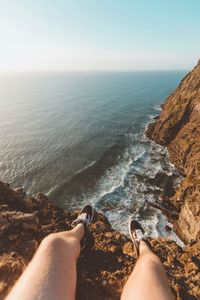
[71,223,85,241]
[139,240,151,256]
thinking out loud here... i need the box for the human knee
[41,231,81,260]
[41,233,68,251]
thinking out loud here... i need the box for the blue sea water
[0,71,186,242]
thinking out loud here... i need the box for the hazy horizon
[0,69,190,74]
[0,0,199,72]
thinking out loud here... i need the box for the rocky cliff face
[146,59,200,249]
[0,181,199,299]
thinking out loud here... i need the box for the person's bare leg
[6,224,84,300]
[121,241,174,300]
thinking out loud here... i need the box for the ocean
[0,71,186,242]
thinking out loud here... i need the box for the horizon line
[0,68,189,74]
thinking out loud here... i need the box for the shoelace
[134,229,146,243]
[81,213,91,225]
[72,213,91,227]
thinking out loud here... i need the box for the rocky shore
[0,61,200,299]
[146,59,200,252]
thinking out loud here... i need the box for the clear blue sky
[0,0,199,71]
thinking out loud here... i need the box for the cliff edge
[0,181,199,299]
[146,60,200,250]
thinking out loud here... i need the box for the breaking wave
[51,114,183,246]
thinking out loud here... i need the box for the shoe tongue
[80,212,87,218]
[135,229,144,240]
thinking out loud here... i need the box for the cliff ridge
[146,59,200,250]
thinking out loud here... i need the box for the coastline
[145,60,200,253]
[145,114,185,245]
[143,115,185,244]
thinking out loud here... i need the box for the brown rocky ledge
[146,59,200,252]
[0,181,199,299]
[145,60,200,298]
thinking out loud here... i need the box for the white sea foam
[153,104,162,111]
[73,160,97,176]
[147,114,157,120]
[87,154,133,205]
[83,126,185,247]
[46,184,59,197]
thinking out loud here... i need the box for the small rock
[122,242,134,257]
[186,261,199,271]
[167,255,174,265]
[118,256,123,263]
[36,192,49,205]
[94,221,106,231]
[115,233,121,240]
[11,252,18,259]
[165,225,173,233]
[102,280,107,286]
[14,187,26,200]
[180,253,189,262]
[109,245,118,253]
[114,270,124,279]
[8,235,17,241]
[21,214,39,230]
[0,216,8,230]
[105,232,113,238]
[0,205,9,212]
